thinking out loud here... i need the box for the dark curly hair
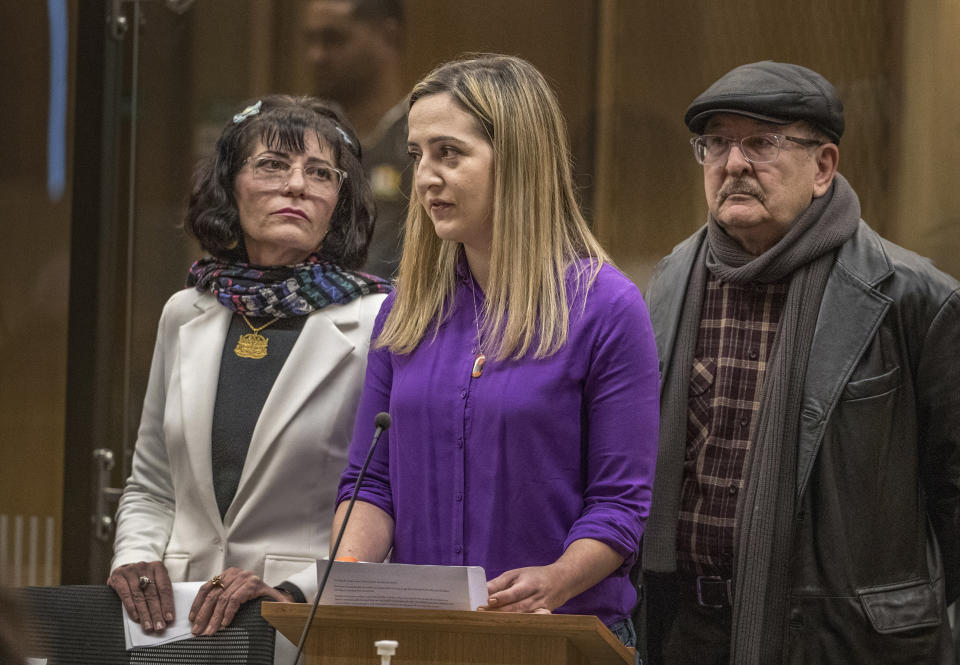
[186,94,375,269]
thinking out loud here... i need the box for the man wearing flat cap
[639,61,960,664]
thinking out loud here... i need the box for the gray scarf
[643,174,861,664]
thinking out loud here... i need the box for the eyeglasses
[690,133,824,165]
[244,154,347,195]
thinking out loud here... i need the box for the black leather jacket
[646,221,960,663]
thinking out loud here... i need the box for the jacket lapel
[796,223,893,499]
[227,298,360,520]
[647,228,706,398]
[177,294,232,529]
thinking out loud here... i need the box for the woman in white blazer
[108,95,390,637]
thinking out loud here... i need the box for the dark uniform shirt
[361,99,410,279]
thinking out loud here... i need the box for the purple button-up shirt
[338,261,659,626]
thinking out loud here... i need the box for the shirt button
[454,546,462,554]
[455,492,463,502]
[456,436,464,448]
[728,484,738,495]
[459,389,466,399]
[748,349,758,360]
[740,416,749,427]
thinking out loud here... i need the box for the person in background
[640,61,960,664]
[334,54,660,649]
[108,95,390,637]
[303,0,409,279]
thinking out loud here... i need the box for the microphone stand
[290,413,390,665]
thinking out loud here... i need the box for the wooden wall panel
[890,1,960,278]
[594,0,903,286]
[399,0,597,142]
[400,0,599,206]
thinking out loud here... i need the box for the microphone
[290,412,391,665]
[373,411,392,432]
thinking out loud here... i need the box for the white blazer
[111,287,387,598]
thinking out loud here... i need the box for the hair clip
[335,126,356,152]
[233,100,262,124]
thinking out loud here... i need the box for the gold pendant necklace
[234,314,280,359]
[469,279,486,378]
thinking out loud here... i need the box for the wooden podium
[262,603,635,665]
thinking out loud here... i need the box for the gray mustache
[718,179,764,204]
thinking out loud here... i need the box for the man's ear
[812,143,839,197]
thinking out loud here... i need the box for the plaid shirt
[675,272,788,577]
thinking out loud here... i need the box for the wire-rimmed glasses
[691,133,824,165]
[245,154,348,195]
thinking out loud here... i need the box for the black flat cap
[685,61,844,143]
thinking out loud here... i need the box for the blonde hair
[378,53,609,360]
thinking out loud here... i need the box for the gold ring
[138,576,152,590]
[209,575,224,588]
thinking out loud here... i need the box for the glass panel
[0,1,74,587]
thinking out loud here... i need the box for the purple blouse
[337,261,659,626]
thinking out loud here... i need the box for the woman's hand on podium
[479,539,624,615]
[480,565,567,614]
[107,560,175,633]
[188,567,291,635]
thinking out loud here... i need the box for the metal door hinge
[93,448,124,541]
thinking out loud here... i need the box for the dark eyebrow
[253,149,333,167]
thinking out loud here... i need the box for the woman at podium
[107,95,390,635]
[335,54,658,646]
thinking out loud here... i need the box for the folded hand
[188,567,291,635]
